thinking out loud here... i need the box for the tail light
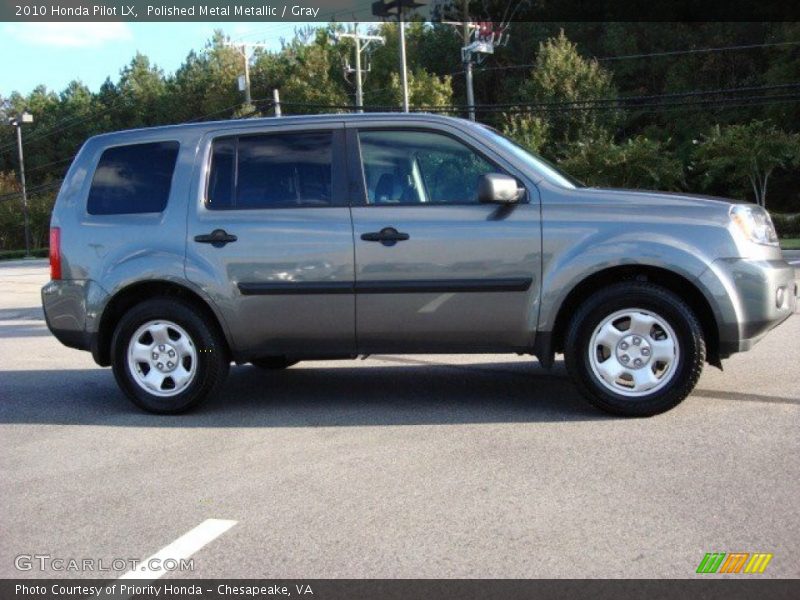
[49,227,61,280]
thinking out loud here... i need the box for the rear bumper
[700,258,798,356]
[41,279,103,356]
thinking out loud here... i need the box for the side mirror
[478,173,523,204]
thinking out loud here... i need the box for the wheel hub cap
[127,320,197,398]
[615,334,652,369]
[588,308,680,398]
[151,343,178,372]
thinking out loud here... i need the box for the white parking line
[119,518,237,580]
[93,519,237,599]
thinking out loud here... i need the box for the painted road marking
[119,518,237,580]
[93,519,237,599]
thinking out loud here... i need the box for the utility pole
[224,41,270,106]
[372,0,424,112]
[336,24,385,112]
[8,110,33,257]
[444,17,507,122]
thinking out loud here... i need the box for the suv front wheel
[565,282,705,417]
[111,298,229,414]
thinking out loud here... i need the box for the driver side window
[358,130,503,205]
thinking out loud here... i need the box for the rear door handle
[360,227,410,247]
[194,229,238,247]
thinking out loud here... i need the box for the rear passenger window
[87,141,179,215]
[207,132,333,209]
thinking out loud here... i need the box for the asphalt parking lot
[1,258,798,580]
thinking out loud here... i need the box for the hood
[578,187,743,210]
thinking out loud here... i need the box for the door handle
[194,229,238,247]
[360,227,410,247]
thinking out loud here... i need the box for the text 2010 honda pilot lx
[42,114,798,415]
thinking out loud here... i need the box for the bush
[500,112,549,154]
[0,191,56,251]
[0,248,49,260]
[770,213,800,238]
[559,134,685,191]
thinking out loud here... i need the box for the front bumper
[700,258,798,356]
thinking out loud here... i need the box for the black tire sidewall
[566,283,705,416]
[111,299,227,414]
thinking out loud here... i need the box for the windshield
[478,125,584,189]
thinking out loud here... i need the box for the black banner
[2,579,800,600]
[2,0,800,22]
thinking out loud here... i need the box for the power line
[487,93,800,115]
[2,94,798,203]
[334,24,386,112]
[0,179,63,203]
[448,39,800,76]
[276,88,800,114]
[0,98,132,156]
[24,155,76,175]
[0,101,275,202]
[468,82,800,110]
[597,40,800,61]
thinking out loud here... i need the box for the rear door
[348,124,541,353]
[186,123,355,359]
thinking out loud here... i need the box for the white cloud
[6,22,132,48]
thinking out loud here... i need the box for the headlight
[729,204,779,246]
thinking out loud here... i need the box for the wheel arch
[94,280,231,367]
[545,265,721,369]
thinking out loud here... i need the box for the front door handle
[194,229,238,247]
[361,227,410,247]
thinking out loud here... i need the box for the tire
[564,281,705,417]
[251,357,299,370]
[111,298,229,414]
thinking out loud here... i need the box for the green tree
[520,30,618,151]
[560,134,685,191]
[256,27,349,114]
[692,120,800,207]
[500,113,549,154]
[170,32,244,122]
[116,53,168,127]
[386,68,453,109]
[363,22,453,110]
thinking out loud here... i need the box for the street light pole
[462,0,475,121]
[372,0,423,113]
[9,111,33,257]
[398,16,409,112]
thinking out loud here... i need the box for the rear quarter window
[87,141,180,215]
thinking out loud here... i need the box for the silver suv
[42,114,797,416]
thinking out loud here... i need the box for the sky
[0,21,319,97]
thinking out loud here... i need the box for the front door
[186,124,355,359]
[348,126,541,353]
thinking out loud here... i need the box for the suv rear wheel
[111,298,228,414]
[564,282,705,417]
